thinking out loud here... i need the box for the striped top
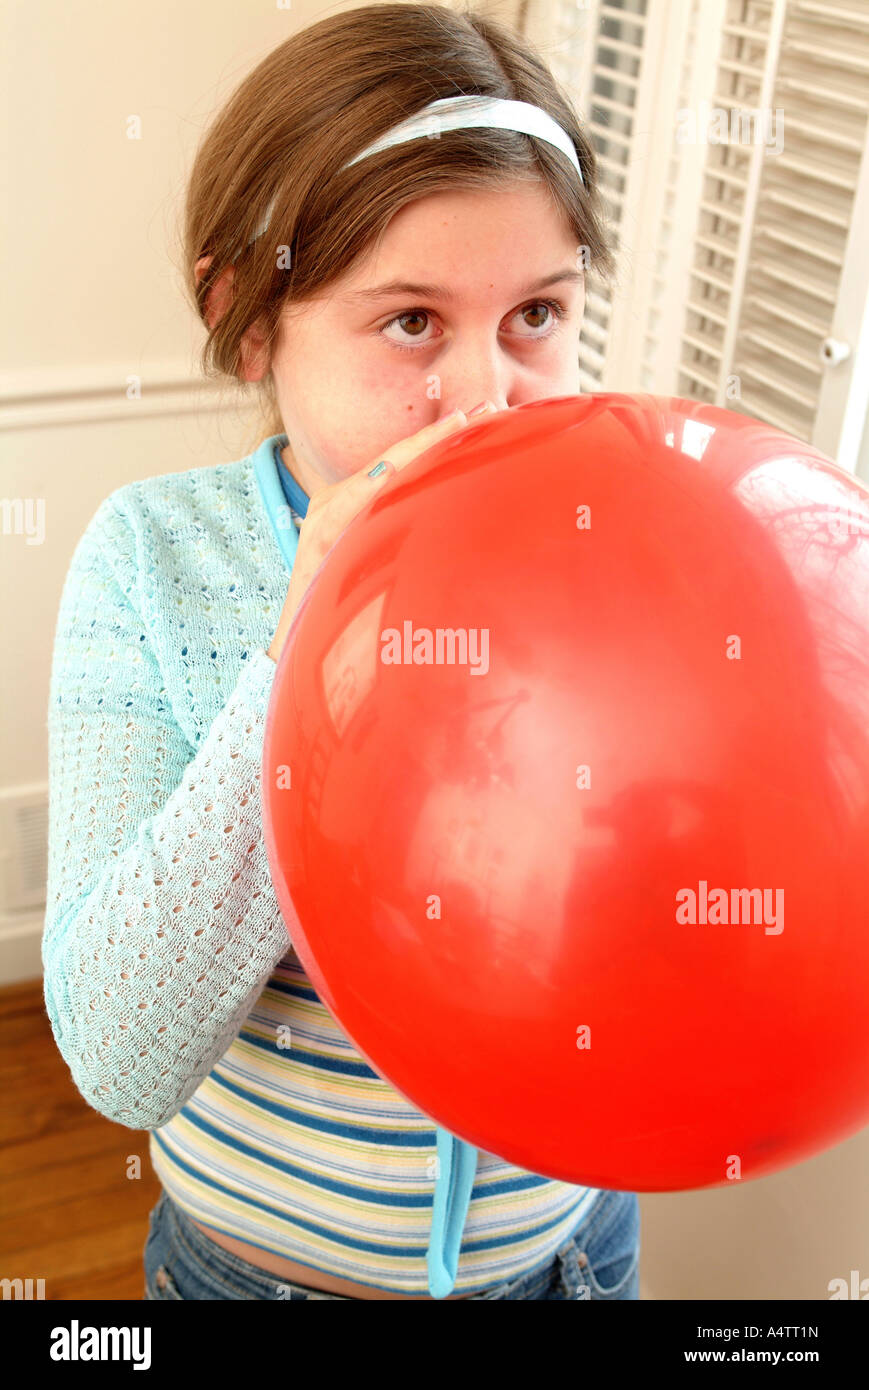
[42,432,601,1297]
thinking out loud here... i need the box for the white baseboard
[0,910,44,986]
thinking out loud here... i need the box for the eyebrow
[342,268,585,303]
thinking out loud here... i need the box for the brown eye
[396,311,429,337]
[380,309,437,352]
[523,304,550,329]
[379,298,567,355]
[513,299,567,339]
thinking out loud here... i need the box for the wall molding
[0,361,256,432]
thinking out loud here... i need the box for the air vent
[0,786,48,913]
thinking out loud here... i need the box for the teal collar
[252,433,301,573]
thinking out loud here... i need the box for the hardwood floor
[0,978,161,1301]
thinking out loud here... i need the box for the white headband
[244,94,583,251]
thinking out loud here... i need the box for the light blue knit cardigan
[41,435,476,1298]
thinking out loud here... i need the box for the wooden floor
[0,978,162,1301]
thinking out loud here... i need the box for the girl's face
[263,179,587,496]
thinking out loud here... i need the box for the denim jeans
[143,1185,640,1301]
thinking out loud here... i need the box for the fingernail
[467,400,493,417]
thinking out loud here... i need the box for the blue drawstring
[427,1128,478,1298]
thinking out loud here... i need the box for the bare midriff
[188,1217,479,1299]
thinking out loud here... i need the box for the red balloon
[262,393,869,1191]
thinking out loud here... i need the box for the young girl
[42,2,640,1301]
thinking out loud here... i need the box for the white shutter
[535,0,652,392]
[522,0,869,478]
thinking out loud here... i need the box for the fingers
[290,405,497,622]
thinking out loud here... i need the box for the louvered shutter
[522,0,869,477]
[537,0,653,392]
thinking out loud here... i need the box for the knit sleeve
[41,495,291,1130]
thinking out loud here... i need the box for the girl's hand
[267,402,499,663]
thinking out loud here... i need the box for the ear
[195,255,235,332]
[239,320,271,384]
[194,254,270,383]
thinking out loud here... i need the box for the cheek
[351,355,438,437]
[534,343,583,389]
[304,397,423,482]
[356,351,427,405]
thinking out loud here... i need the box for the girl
[42,2,640,1300]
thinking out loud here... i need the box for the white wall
[1,0,866,1305]
[0,0,331,965]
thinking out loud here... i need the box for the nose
[439,341,512,419]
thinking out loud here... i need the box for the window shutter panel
[522,0,869,477]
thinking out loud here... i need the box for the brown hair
[180,2,615,448]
